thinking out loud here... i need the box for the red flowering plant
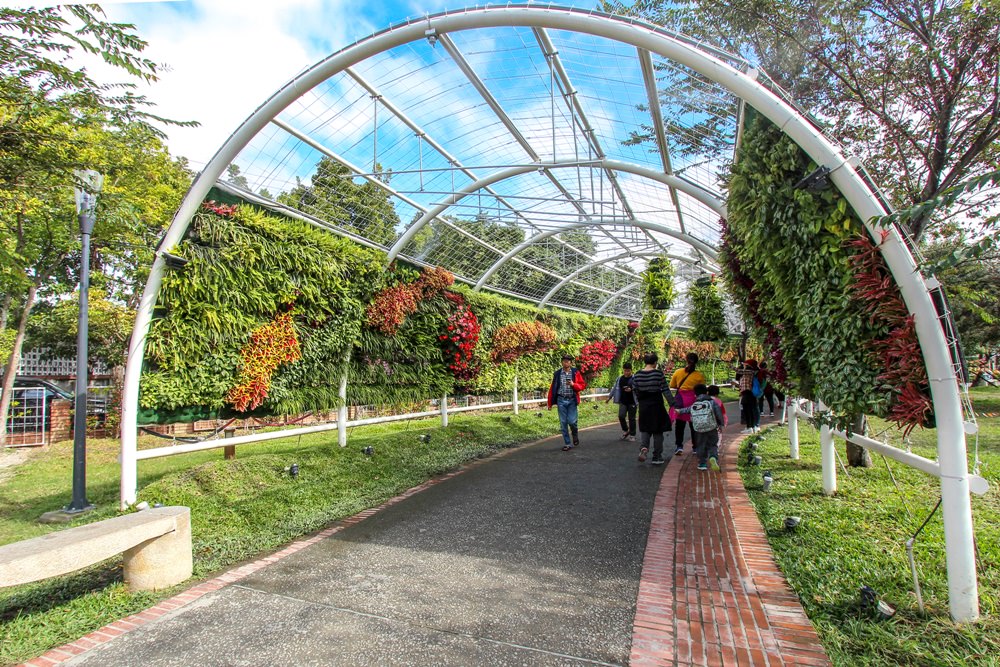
[848,231,932,434]
[226,312,302,412]
[439,292,481,383]
[366,267,455,335]
[577,339,618,378]
[490,321,557,364]
[201,200,239,218]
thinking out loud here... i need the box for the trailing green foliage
[721,107,913,425]
[142,204,382,413]
[139,204,630,421]
[642,256,676,311]
[687,279,728,343]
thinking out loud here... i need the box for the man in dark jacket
[547,354,586,451]
[606,362,638,441]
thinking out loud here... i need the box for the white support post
[819,401,836,496]
[788,397,799,460]
[441,393,449,428]
[512,374,519,416]
[337,363,348,448]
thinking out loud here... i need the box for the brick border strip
[631,422,831,666]
[17,422,614,667]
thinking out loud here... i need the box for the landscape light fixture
[363,446,374,457]
[65,170,103,514]
[161,251,190,270]
[289,463,299,479]
[784,516,802,531]
[418,434,432,443]
[793,165,832,193]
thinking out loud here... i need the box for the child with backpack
[675,383,724,471]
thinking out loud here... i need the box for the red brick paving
[631,418,831,666]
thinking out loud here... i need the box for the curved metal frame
[539,250,709,309]
[119,5,977,624]
[475,218,718,291]
[387,158,725,263]
[595,283,642,316]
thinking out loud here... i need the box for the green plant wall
[138,202,630,423]
[721,107,925,426]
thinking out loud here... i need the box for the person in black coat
[631,352,672,465]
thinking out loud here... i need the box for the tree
[0,7,192,443]
[27,291,134,369]
[602,0,1000,241]
[277,157,400,246]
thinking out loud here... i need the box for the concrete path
[23,410,830,666]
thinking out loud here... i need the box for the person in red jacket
[547,354,587,451]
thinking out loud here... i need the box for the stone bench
[0,506,193,592]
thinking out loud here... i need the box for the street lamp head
[73,170,104,215]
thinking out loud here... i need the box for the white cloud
[99,0,360,168]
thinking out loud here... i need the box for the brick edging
[630,424,831,666]
[18,420,617,667]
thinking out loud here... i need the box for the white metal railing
[783,398,989,497]
[132,392,607,462]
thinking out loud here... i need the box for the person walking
[668,352,706,455]
[757,362,773,417]
[547,354,587,451]
[738,359,761,433]
[707,384,728,428]
[675,383,724,471]
[607,362,638,441]
[632,352,671,465]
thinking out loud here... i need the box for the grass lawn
[737,386,1000,666]
[0,400,619,666]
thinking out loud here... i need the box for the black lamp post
[65,170,103,514]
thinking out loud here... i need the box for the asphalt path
[68,421,670,666]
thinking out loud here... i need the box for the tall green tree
[277,157,400,247]
[602,0,1000,241]
[0,6,192,443]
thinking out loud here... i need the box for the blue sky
[98,0,535,167]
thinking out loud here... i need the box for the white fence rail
[131,392,604,462]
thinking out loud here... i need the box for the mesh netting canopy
[201,5,762,321]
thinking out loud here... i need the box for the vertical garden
[138,196,631,423]
[720,107,932,433]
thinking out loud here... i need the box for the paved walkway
[22,409,829,666]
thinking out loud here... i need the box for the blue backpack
[751,375,764,398]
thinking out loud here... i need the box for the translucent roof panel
[217,6,748,319]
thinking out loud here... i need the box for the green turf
[736,386,1000,666]
[0,401,618,666]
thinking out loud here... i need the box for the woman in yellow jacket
[668,352,706,455]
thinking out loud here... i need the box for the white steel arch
[538,250,709,309]
[596,283,642,316]
[120,4,977,624]
[475,218,718,291]
[386,159,725,263]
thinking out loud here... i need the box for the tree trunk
[0,284,38,446]
[0,292,11,330]
[846,413,872,468]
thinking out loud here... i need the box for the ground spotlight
[363,446,374,457]
[418,434,432,443]
[289,463,299,479]
[783,516,801,531]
